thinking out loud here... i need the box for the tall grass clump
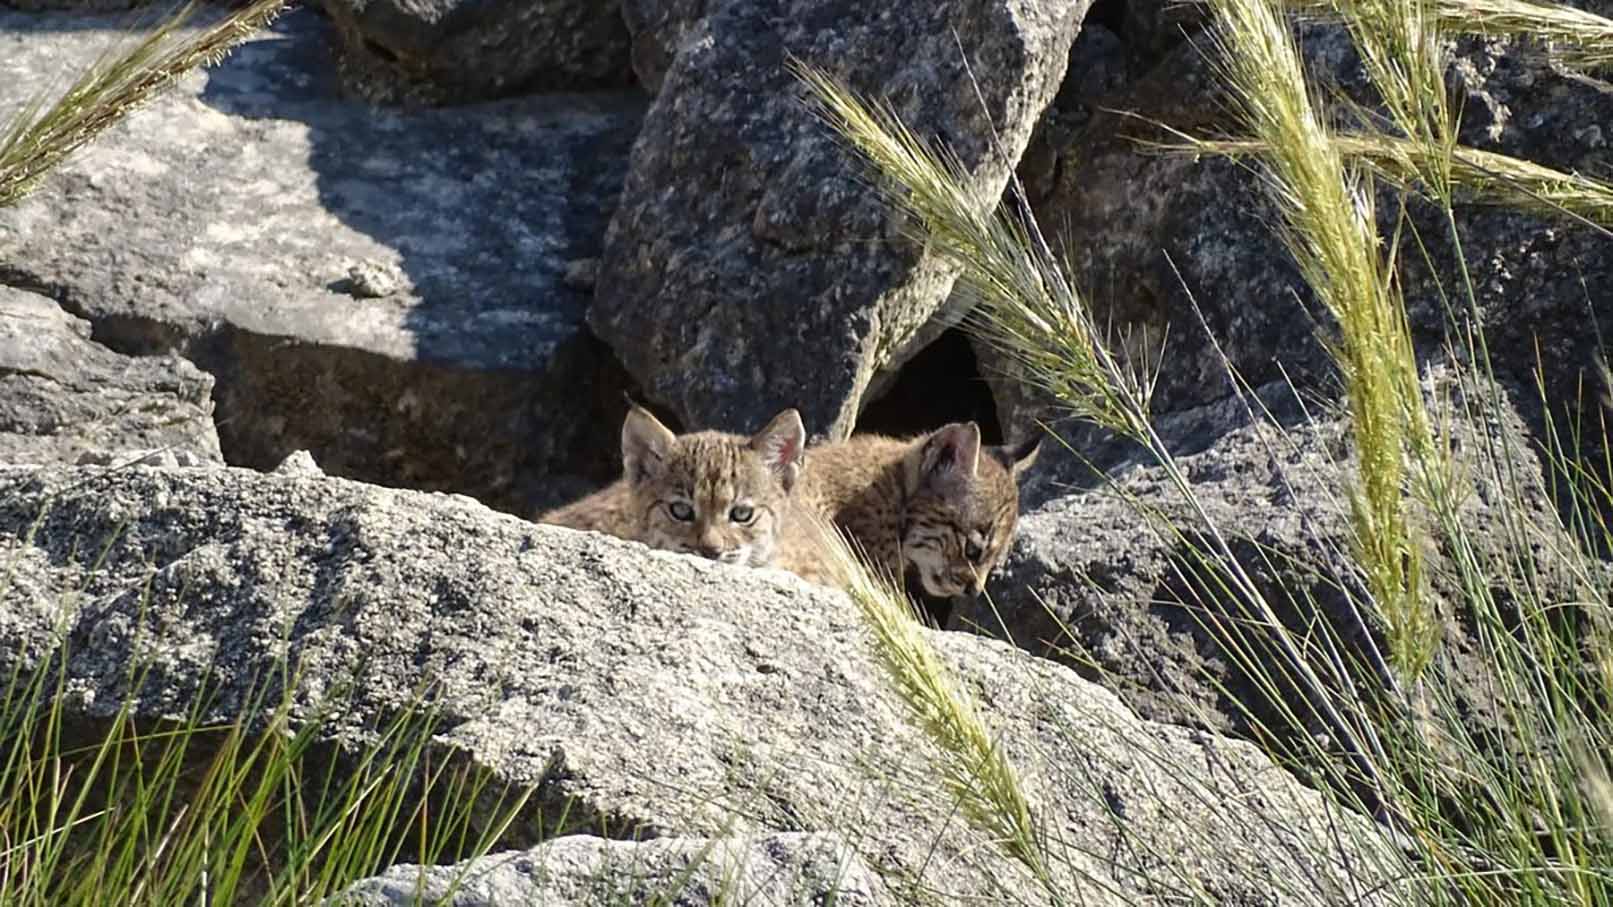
[797,0,1613,897]
[1189,0,1613,886]
[1199,0,1442,680]
[794,60,1406,807]
[792,59,1435,904]
[0,0,290,207]
[1303,0,1613,895]
[0,656,536,904]
[0,516,532,907]
[0,637,531,907]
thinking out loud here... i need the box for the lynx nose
[957,569,987,599]
[694,526,728,561]
[950,570,979,597]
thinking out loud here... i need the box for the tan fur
[779,423,1039,597]
[539,405,805,568]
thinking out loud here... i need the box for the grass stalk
[794,61,1410,818]
[1182,130,1613,232]
[0,0,291,207]
[797,514,1061,900]
[0,616,531,906]
[1286,0,1613,73]
[789,59,1154,443]
[1196,0,1442,679]
[1331,0,1456,203]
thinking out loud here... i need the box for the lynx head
[899,422,1040,599]
[622,404,805,568]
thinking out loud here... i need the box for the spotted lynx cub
[538,404,806,567]
[784,422,1039,598]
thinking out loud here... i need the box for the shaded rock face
[619,0,707,94]
[331,832,889,907]
[0,288,222,467]
[956,368,1584,772]
[1021,20,1613,450]
[1117,0,1206,68]
[320,0,634,105]
[0,464,1394,905]
[0,7,645,515]
[1010,20,1128,224]
[593,0,1086,443]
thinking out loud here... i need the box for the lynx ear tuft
[751,409,806,492]
[920,422,981,484]
[989,434,1042,481]
[622,404,676,483]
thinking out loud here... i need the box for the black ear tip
[760,408,805,436]
[987,433,1043,472]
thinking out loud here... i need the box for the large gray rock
[0,287,222,467]
[593,0,1086,441]
[955,366,1586,772]
[0,7,645,515]
[332,832,888,906]
[0,463,1397,905]
[321,0,633,105]
[1022,19,1613,440]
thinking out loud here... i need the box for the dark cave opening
[1085,0,1128,37]
[853,326,1004,444]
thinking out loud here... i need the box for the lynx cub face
[623,405,805,567]
[901,423,1039,599]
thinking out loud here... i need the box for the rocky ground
[1,463,1397,904]
[1,0,1609,903]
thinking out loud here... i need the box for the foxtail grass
[798,60,1413,805]
[1182,134,1613,230]
[789,59,1154,444]
[1140,0,1613,897]
[1287,0,1613,73]
[1198,0,1443,679]
[796,513,1058,898]
[1332,0,1456,203]
[0,0,290,208]
[1209,0,1613,877]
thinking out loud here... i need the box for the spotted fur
[538,405,805,567]
[785,422,1039,597]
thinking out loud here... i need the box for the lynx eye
[964,540,985,563]
[729,504,755,524]
[668,501,695,522]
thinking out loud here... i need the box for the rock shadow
[853,326,1004,445]
[174,7,648,513]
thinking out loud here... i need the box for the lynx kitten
[784,422,1039,598]
[538,404,806,567]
